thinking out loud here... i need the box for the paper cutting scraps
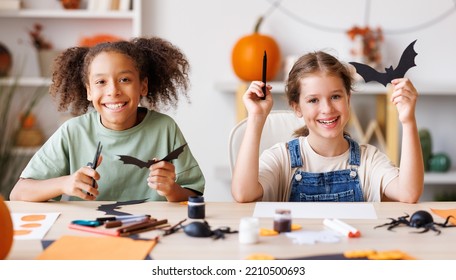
[12,213,60,240]
[246,250,415,260]
[260,224,302,236]
[97,199,148,216]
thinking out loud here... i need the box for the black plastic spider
[374,210,456,235]
[183,220,238,239]
[163,219,238,240]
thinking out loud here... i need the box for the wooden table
[6,201,456,260]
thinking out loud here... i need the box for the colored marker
[71,220,102,227]
[96,214,151,222]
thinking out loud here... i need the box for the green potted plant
[0,75,46,199]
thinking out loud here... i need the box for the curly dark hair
[50,36,190,115]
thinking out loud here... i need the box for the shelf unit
[0,0,142,78]
[216,80,456,187]
[0,5,141,37]
[0,0,142,31]
[0,77,50,87]
[0,0,143,152]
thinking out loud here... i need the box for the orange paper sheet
[430,208,456,225]
[36,235,157,260]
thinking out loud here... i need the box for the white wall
[140,0,456,201]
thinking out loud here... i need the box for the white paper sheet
[253,202,377,219]
[12,213,60,240]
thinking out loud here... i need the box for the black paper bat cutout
[349,40,418,87]
[97,199,148,216]
[117,143,188,169]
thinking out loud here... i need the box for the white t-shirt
[258,137,399,202]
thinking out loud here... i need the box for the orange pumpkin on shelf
[60,0,80,9]
[231,16,281,81]
[79,34,124,47]
[0,195,14,259]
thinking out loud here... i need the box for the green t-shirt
[20,109,205,201]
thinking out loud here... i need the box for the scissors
[87,141,103,195]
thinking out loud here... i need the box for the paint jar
[238,217,260,244]
[273,209,291,233]
[188,196,205,219]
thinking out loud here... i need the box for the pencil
[261,50,267,100]
[119,223,169,237]
[105,217,153,228]
[117,219,168,233]
[96,214,151,222]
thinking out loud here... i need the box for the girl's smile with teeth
[104,102,127,110]
[318,116,339,125]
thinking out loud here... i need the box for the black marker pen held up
[261,50,267,100]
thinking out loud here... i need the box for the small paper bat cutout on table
[349,40,418,87]
[97,199,148,216]
[117,143,188,169]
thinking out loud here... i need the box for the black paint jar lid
[188,195,204,203]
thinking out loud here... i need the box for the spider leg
[211,229,225,240]
[412,224,440,235]
[386,224,401,231]
[434,215,456,228]
[398,213,410,220]
[374,218,398,229]
[375,214,411,231]
[428,225,441,235]
[411,227,431,234]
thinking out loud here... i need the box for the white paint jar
[238,217,260,244]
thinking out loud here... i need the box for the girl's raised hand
[390,78,418,124]
[242,81,273,116]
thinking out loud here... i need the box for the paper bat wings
[349,40,417,87]
[118,143,188,169]
[117,156,154,169]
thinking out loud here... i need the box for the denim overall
[288,136,364,202]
